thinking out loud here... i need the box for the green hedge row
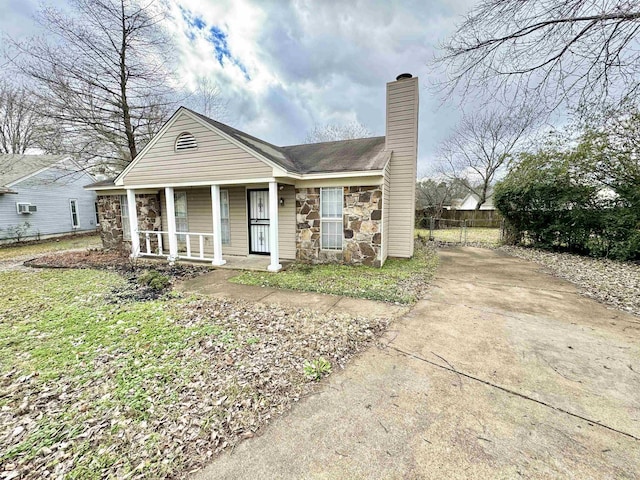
[495,150,640,261]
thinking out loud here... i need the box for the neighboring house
[86,74,418,269]
[0,155,98,242]
[455,189,495,211]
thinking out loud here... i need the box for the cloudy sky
[0,0,478,174]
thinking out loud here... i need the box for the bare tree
[437,1,640,110]
[304,121,372,143]
[415,177,468,217]
[193,76,230,122]
[0,82,42,154]
[438,109,538,209]
[7,0,177,172]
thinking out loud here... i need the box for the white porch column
[210,185,226,266]
[165,187,178,262]
[267,181,281,272]
[126,189,140,258]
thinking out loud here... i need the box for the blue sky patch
[180,6,206,40]
[208,25,251,81]
[179,7,250,80]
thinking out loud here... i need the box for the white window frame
[69,199,80,229]
[94,201,100,226]
[120,195,131,241]
[320,187,343,251]
[174,191,188,243]
[221,189,230,245]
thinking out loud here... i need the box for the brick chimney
[385,73,419,258]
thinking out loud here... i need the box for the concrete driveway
[194,247,640,479]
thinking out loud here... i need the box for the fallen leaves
[501,246,640,316]
[0,268,389,479]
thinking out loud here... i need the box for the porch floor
[176,254,293,272]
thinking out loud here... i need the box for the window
[120,195,131,240]
[94,202,100,226]
[16,202,37,214]
[175,132,197,151]
[70,199,79,228]
[221,189,230,244]
[174,191,188,243]
[320,187,343,250]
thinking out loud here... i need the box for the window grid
[221,190,230,245]
[70,199,79,228]
[120,195,130,240]
[174,191,188,243]
[320,187,343,250]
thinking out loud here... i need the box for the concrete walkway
[193,248,640,479]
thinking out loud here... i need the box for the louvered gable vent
[175,132,197,151]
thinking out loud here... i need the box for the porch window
[174,191,188,242]
[320,187,343,250]
[69,199,79,229]
[120,195,130,240]
[221,189,230,244]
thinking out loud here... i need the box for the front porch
[180,254,293,272]
[125,181,293,272]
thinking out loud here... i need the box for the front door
[248,189,270,254]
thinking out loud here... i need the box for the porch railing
[137,230,215,261]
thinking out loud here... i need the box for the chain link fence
[416,217,505,246]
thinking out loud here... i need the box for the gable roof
[0,154,69,187]
[458,189,495,210]
[116,107,389,186]
[187,108,388,174]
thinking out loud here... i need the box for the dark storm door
[248,189,270,254]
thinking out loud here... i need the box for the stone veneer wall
[296,186,382,267]
[97,195,124,250]
[97,194,162,251]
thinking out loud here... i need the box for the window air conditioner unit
[17,203,37,214]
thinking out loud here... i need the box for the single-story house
[0,154,98,243]
[86,73,418,270]
[454,189,495,211]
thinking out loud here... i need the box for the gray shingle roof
[282,137,388,173]
[186,108,388,174]
[85,178,117,189]
[0,154,68,187]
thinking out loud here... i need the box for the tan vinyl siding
[381,162,390,264]
[278,184,296,260]
[160,187,248,257]
[385,77,418,258]
[123,111,272,186]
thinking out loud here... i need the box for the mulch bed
[25,250,214,302]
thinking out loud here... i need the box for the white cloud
[0,0,483,173]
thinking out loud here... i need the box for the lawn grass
[231,245,439,304]
[0,234,101,261]
[0,267,387,478]
[415,227,502,246]
[0,269,214,476]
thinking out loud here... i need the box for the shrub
[137,270,170,290]
[495,147,640,261]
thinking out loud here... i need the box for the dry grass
[0,234,101,261]
[415,227,502,246]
